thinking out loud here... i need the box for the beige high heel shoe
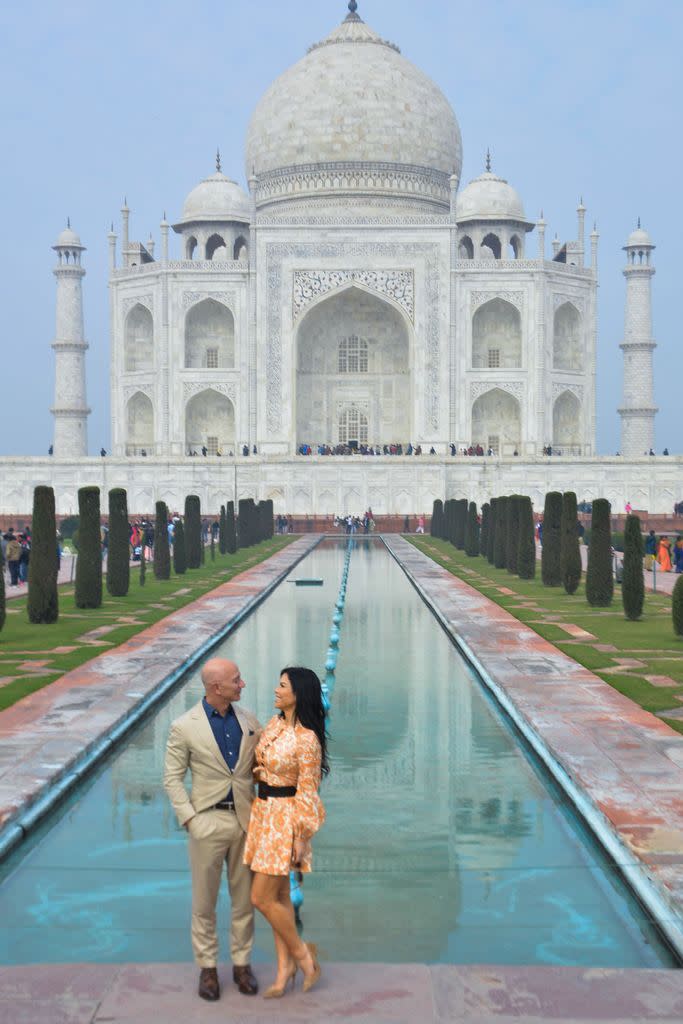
[300,942,321,994]
[263,963,297,999]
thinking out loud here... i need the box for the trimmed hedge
[456,499,468,550]
[185,495,202,569]
[622,514,644,620]
[487,497,497,564]
[517,496,536,580]
[226,501,237,554]
[673,574,683,636]
[219,505,227,555]
[560,491,582,595]
[465,501,480,556]
[28,485,59,623]
[431,500,443,538]
[480,503,490,559]
[494,496,508,569]
[506,495,520,575]
[106,488,130,598]
[0,547,5,632]
[586,499,613,607]
[173,518,187,575]
[153,501,171,580]
[75,486,103,608]
[541,491,562,587]
[139,542,146,586]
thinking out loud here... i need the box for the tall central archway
[295,286,411,447]
[185,389,234,454]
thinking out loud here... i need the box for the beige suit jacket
[163,699,262,834]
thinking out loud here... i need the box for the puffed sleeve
[293,728,326,841]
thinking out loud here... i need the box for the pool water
[0,539,676,966]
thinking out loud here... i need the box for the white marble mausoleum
[2,1,679,516]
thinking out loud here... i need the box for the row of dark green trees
[0,487,273,629]
[431,492,683,629]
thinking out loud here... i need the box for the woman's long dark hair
[280,666,330,776]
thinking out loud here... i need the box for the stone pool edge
[0,535,321,861]
[383,534,683,964]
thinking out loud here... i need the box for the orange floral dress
[244,716,325,876]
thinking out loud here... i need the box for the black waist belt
[258,782,297,800]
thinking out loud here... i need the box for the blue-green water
[0,539,676,966]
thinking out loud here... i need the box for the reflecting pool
[0,539,675,966]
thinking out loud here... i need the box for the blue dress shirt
[202,697,243,802]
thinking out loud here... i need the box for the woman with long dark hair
[244,666,329,997]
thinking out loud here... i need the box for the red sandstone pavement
[2,535,683,1022]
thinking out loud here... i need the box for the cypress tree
[258,500,270,542]
[219,505,227,555]
[106,488,130,598]
[517,495,536,580]
[28,485,59,623]
[465,501,480,556]
[431,499,443,538]
[266,499,274,540]
[622,514,645,620]
[173,518,187,575]
[487,497,497,564]
[560,491,582,595]
[210,528,216,561]
[494,496,508,569]
[226,501,237,554]
[153,501,171,580]
[139,541,146,586]
[480,503,490,559]
[0,547,5,633]
[445,499,456,546]
[586,499,613,606]
[185,495,202,568]
[75,486,102,608]
[454,498,467,549]
[506,495,521,574]
[673,574,683,637]
[541,491,563,587]
[238,499,250,547]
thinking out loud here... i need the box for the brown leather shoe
[233,964,258,995]
[198,967,220,1001]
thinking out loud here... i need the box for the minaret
[51,221,90,456]
[619,220,657,456]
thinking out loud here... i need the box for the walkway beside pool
[0,536,319,836]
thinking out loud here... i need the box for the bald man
[164,658,262,1002]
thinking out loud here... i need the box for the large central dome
[245,3,462,213]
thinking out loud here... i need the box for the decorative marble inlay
[470,380,524,402]
[553,292,586,312]
[552,381,584,402]
[293,270,414,322]
[121,294,153,316]
[182,381,237,403]
[181,291,236,311]
[471,290,524,313]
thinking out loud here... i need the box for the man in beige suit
[164,658,262,1001]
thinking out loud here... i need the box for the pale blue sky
[0,0,679,455]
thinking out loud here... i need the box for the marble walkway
[1,534,683,1022]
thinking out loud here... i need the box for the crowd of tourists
[1,527,33,586]
[645,531,683,573]
[297,442,436,456]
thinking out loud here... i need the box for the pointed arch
[481,233,501,260]
[124,304,153,372]
[471,387,521,456]
[206,233,228,260]
[458,235,474,259]
[186,235,198,260]
[472,298,522,368]
[234,235,248,260]
[553,302,582,370]
[126,391,154,454]
[552,390,581,451]
[185,388,235,454]
[184,298,235,368]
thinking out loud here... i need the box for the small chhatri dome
[54,219,84,249]
[245,3,462,211]
[176,167,250,226]
[456,159,527,224]
[625,219,654,249]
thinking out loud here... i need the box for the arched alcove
[206,233,228,260]
[184,299,234,368]
[126,392,154,454]
[552,390,581,452]
[296,285,411,446]
[185,389,235,454]
[509,234,521,259]
[471,388,521,455]
[234,235,248,260]
[481,233,501,260]
[553,302,582,370]
[472,299,522,368]
[185,235,198,260]
[458,235,474,259]
[124,305,153,372]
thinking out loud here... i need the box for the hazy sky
[0,0,679,455]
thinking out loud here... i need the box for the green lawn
[0,538,294,711]
[409,536,683,735]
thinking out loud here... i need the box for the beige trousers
[187,808,254,967]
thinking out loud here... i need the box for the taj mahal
[3,1,680,516]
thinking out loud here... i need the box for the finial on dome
[67,216,71,229]
[216,147,221,173]
[637,216,641,229]
[345,0,361,22]
[485,148,491,173]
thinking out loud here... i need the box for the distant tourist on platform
[645,530,657,570]
[657,536,672,572]
[674,538,683,574]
